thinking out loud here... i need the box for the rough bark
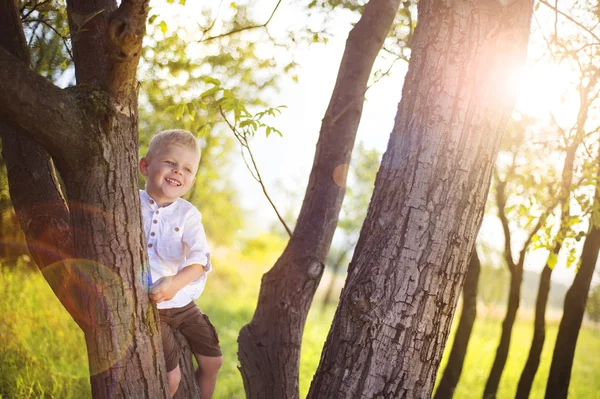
[307,0,534,397]
[434,249,481,399]
[0,0,169,397]
[237,0,402,397]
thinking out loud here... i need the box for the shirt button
[174,227,180,232]
[150,232,155,236]
[148,244,153,248]
[149,200,154,204]
[153,220,157,224]
[155,210,160,214]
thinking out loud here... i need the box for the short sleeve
[180,208,212,282]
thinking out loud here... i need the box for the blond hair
[145,129,200,160]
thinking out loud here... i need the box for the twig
[539,0,600,43]
[200,0,282,43]
[24,17,73,61]
[219,107,292,237]
[21,0,52,20]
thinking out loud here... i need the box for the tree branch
[539,0,600,43]
[106,0,150,97]
[0,47,88,164]
[200,0,282,43]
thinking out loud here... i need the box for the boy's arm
[150,263,205,303]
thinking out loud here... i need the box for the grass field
[1,254,598,398]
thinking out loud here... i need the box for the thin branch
[198,0,225,39]
[200,0,282,43]
[539,0,600,43]
[219,107,292,237]
[21,0,52,20]
[24,17,73,60]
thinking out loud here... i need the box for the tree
[307,0,535,396]
[516,2,600,394]
[0,0,169,396]
[516,74,597,399]
[434,249,481,399]
[237,0,404,397]
[484,116,556,399]
[545,157,600,398]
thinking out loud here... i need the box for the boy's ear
[139,157,149,176]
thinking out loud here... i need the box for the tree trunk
[516,112,582,398]
[434,249,481,399]
[307,0,534,397]
[484,267,523,399]
[0,0,170,397]
[237,1,401,397]
[515,264,552,399]
[546,165,600,398]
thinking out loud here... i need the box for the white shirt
[140,190,212,309]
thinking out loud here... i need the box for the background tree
[307,0,535,396]
[484,116,558,399]
[434,249,481,399]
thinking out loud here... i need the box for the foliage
[1,260,599,399]
[19,0,73,84]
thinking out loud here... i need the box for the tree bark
[0,0,170,397]
[434,249,481,399]
[307,0,534,397]
[237,1,402,397]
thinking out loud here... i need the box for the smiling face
[139,144,200,207]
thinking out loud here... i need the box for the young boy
[139,129,223,398]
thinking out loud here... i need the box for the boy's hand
[150,276,180,303]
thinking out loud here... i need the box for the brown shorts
[158,301,222,372]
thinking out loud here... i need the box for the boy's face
[139,144,199,207]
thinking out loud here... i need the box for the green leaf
[159,21,168,34]
[203,76,221,86]
[547,252,558,269]
[148,14,157,24]
[199,86,222,98]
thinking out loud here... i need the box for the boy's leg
[167,365,181,398]
[177,303,223,399]
[194,354,223,399]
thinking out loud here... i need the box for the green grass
[1,258,599,398]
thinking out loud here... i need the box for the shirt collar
[140,190,180,211]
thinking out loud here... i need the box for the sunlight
[512,61,578,121]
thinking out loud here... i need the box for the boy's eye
[185,168,192,173]
[165,161,174,165]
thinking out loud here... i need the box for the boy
[139,129,223,398]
